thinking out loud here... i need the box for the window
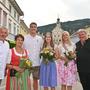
[8,19,12,33]
[0,8,2,25]
[17,14,19,22]
[14,10,16,19]
[9,5,12,13]
[58,35,60,37]
[2,0,6,5]
[3,11,7,27]
[54,35,56,37]
[13,23,16,34]
[17,26,19,34]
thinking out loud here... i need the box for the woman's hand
[13,66,25,73]
[60,56,69,62]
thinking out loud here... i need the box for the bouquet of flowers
[64,51,76,66]
[40,47,54,64]
[15,57,32,78]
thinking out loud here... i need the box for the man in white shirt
[0,27,9,85]
[23,22,43,90]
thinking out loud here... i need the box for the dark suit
[0,79,2,85]
[76,38,90,90]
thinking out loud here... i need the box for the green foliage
[40,52,54,61]
[8,40,16,48]
[40,47,54,64]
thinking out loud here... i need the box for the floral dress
[57,43,77,86]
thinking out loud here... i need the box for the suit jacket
[76,38,90,73]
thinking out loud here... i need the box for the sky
[16,0,90,27]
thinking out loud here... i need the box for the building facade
[0,0,24,40]
[20,19,28,35]
[0,0,9,28]
[52,18,63,45]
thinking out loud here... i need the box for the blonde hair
[61,31,72,45]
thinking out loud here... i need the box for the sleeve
[85,39,90,51]
[72,42,76,51]
[26,49,29,58]
[23,36,27,49]
[57,44,62,53]
[55,44,61,53]
[54,44,59,54]
[6,49,12,64]
[75,41,80,52]
[23,39,25,48]
[54,44,58,50]
[40,37,44,50]
[54,44,63,60]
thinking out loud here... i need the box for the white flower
[50,52,54,56]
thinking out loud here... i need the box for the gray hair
[0,26,8,33]
[77,29,87,34]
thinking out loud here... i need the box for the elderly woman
[6,34,31,90]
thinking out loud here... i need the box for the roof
[9,0,24,16]
[20,20,28,30]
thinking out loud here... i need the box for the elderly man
[0,27,9,85]
[76,29,90,90]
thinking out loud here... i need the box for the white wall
[0,0,22,40]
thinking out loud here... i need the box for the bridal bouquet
[40,47,54,64]
[64,51,76,66]
[15,57,32,78]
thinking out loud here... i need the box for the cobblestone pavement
[0,78,83,90]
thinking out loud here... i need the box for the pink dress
[57,43,77,86]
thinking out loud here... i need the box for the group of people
[0,22,90,90]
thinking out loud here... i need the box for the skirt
[6,69,31,90]
[57,60,77,86]
[40,61,57,87]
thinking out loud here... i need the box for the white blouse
[7,48,29,64]
[58,42,76,57]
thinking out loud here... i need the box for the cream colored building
[20,19,28,36]
[0,0,24,40]
[0,0,9,27]
[52,18,63,45]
